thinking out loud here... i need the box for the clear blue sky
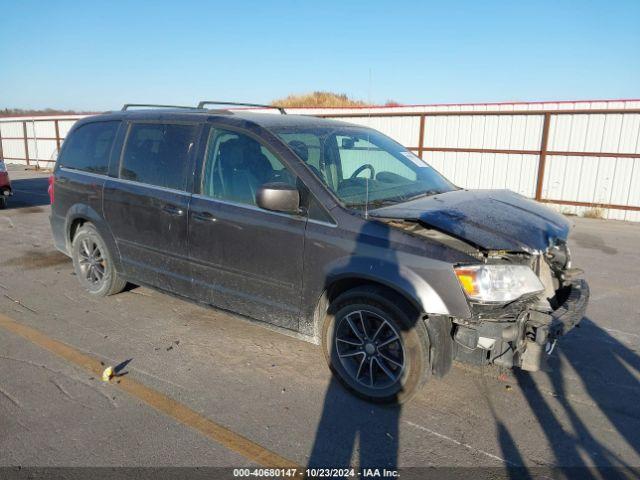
[1,0,639,110]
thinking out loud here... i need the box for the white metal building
[1,99,639,221]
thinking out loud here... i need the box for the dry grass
[272,91,371,108]
[272,92,402,108]
[582,207,605,219]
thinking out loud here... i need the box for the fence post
[32,119,40,169]
[417,114,426,159]
[54,119,61,153]
[22,121,30,166]
[535,112,551,200]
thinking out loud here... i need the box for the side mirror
[341,137,355,149]
[256,182,300,214]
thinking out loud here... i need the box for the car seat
[217,139,261,204]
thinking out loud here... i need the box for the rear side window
[120,123,199,191]
[59,121,119,174]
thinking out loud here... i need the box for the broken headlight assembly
[454,264,544,303]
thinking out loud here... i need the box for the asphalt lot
[1,165,639,474]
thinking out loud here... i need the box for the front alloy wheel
[335,310,405,390]
[322,285,431,404]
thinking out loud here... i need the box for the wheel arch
[309,274,454,378]
[313,274,453,377]
[65,204,123,273]
[311,258,451,323]
[325,276,421,315]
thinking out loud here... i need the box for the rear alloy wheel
[322,286,431,404]
[71,223,126,296]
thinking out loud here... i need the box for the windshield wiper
[394,190,440,203]
[348,198,398,209]
[347,190,442,210]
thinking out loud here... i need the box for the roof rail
[121,104,197,111]
[197,101,286,115]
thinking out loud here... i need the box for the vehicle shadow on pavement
[565,319,640,458]
[307,377,400,470]
[308,220,416,471]
[476,376,530,478]
[1,177,50,210]
[512,317,640,478]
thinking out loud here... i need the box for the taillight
[48,175,55,204]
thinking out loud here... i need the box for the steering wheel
[350,164,375,179]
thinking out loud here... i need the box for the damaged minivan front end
[451,245,589,372]
[373,188,590,373]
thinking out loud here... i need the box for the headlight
[454,264,544,303]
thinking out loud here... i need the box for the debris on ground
[102,366,114,382]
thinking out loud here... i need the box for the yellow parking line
[0,313,299,469]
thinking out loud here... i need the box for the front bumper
[548,279,589,337]
[453,279,590,371]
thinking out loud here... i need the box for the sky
[1,0,639,110]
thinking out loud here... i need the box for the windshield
[272,125,456,210]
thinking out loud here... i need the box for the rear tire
[71,223,126,296]
[0,196,6,209]
[321,285,431,404]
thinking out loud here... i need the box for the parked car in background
[49,102,589,403]
[0,159,12,209]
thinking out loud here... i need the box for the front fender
[319,256,460,376]
[324,255,451,316]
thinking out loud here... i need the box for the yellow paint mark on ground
[0,313,298,469]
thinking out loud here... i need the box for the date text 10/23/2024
[232,468,399,478]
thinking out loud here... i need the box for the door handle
[162,204,185,216]
[192,211,217,222]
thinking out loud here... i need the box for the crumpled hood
[371,189,570,252]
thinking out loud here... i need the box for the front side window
[59,121,119,174]
[201,127,296,206]
[272,126,456,210]
[120,123,199,190]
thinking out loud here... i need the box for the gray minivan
[49,102,589,403]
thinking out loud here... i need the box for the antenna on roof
[121,104,196,111]
[197,101,286,115]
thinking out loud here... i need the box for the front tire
[0,196,6,209]
[321,285,431,404]
[71,223,126,296]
